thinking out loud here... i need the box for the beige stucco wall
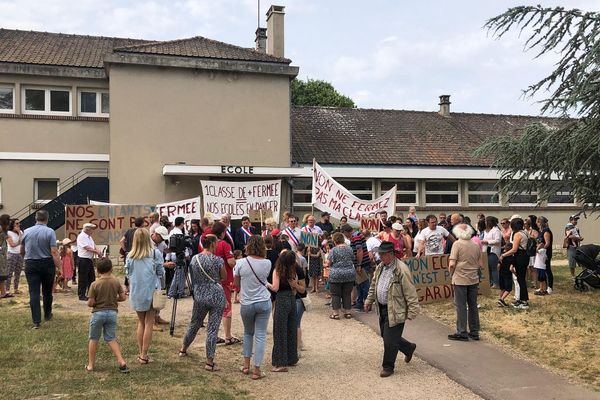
[0,160,108,216]
[108,65,292,205]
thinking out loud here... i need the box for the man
[444,213,462,253]
[565,215,583,278]
[377,211,388,231]
[316,212,334,234]
[234,216,255,252]
[345,225,371,310]
[120,217,144,257]
[77,223,103,301]
[148,211,160,235]
[303,215,323,235]
[447,224,481,341]
[150,225,176,329]
[20,210,62,329]
[438,213,448,228]
[166,217,187,291]
[365,229,382,266]
[417,215,454,257]
[364,241,419,378]
[283,215,302,251]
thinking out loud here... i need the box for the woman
[6,218,23,294]
[500,218,511,245]
[412,219,426,257]
[536,216,553,295]
[389,222,409,259]
[234,235,272,380]
[339,216,348,226]
[499,218,530,309]
[294,245,309,353]
[0,214,11,298]
[481,216,502,288]
[59,238,74,290]
[189,219,201,256]
[126,228,165,364]
[270,250,304,372]
[327,232,356,319]
[525,215,540,288]
[263,218,278,237]
[179,234,226,371]
[307,239,322,293]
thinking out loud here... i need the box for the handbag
[246,259,267,286]
[301,293,312,311]
[562,235,570,249]
[152,289,166,310]
[355,267,369,285]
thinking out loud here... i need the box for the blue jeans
[296,298,305,328]
[24,258,55,325]
[89,310,118,342]
[488,253,499,287]
[240,300,272,367]
[355,279,370,309]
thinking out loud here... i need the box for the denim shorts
[89,310,118,342]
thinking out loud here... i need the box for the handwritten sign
[248,209,273,223]
[300,231,319,247]
[156,197,201,232]
[65,204,156,245]
[312,162,396,227]
[402,254,491,304]
[360,216,381,232]
[201,180,281,222]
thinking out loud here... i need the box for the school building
[0,5,594,241]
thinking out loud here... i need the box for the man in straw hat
[364,241,419,378]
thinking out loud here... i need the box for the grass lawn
[422,262,600,390]
[0,301,250,400]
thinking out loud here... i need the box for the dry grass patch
[421,264,600,390]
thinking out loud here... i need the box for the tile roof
[114,36,291,64]
[0,28,290,69]
[291,106,561,167]
[0,28,148,68]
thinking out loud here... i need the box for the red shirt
[214,240,234,284]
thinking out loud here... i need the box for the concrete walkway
[353,308,600,400]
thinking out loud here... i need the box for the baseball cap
[569,215,580,220]
[392,222,404,231]
[154,226,169,240]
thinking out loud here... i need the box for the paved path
[353,306,600,400]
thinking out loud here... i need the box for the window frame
[380,180,418,207]
[0,84,15,114]
[546,187,576,206]
[34,179,60,204]
[292,178,313,208]
[337,178,374,201]
[467,181,501,206]
[78,89,109,117]
[424,180,461,206]
[22,86,72,116]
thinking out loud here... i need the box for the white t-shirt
[417,226,449,255]
[234,257,271,305]
[77,231,96,259]
[7,231,22,254]
[366,236,382,262]
[303,225,323,235]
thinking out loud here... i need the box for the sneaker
[534,290,547,296]
[516,302,529,310]
[32,323,40,330]
[447,333,469,341]
[511,300,521,307]
[468,333,480,341]
[547,287,553,294]
[44,313,53,321]
[497,299,508,307]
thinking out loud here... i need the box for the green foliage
[291,78,355,108]
[477,6,600,209]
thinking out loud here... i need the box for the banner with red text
[156,197,201,232]
[201,180,281,222]
[311,161,396,226]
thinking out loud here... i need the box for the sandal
[205,362,220,372]
[271,366,288,372]
[216,337,225,344]
[344,313,353,319]
[1,293,14,298]
[178,350,188,357]
[329,314,340,320]
[137,356,149,364]
[119,364,130,374]
[240,366,250,375]
[225,337,241,345]
[252,371,266,380]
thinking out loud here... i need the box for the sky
[0,0,598,115]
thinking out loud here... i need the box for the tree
[476,6,600,210]
[291,78,356,108]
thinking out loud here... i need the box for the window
[381,180,418,206]
[507,181,538,205]
[425,181,459,205]
[292,178,313,207]
[0,85,14,113]
[468,181,500,205]
[23,87,71,115]
[35,179,59,202]
[337,179,373,200]
[547,185,575,205]
[79,90,109,116]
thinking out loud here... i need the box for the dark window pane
[469,194,499,204]
[468,182,497,192]
[509,194,537,204]
[382,181,416,191]
[80,92,96,113]
[397,194,416,204]
[355,193,373,200]
[37,180,58,200]
[547,194,575,204]
[426,181,458,191]
[50,90,69,112]
[338,180,372,191]
[25,89,45,111]
[101,92,109,114]
[293,193,312,203]
[293,178,312,191]
[0,88,13,109]
[426,194,459,204]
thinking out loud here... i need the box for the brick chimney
[439,95,451,117]
[255,27,267,53]
[266,5,285,58]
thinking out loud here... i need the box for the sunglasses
[501,222,509,225]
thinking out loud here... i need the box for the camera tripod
[169,253,193,337]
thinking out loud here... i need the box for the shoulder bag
[195,254,218,284]
[152,250,167,310]
[246,258,267,286]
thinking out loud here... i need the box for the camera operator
[166,217,189,289]
[151,226,175,327]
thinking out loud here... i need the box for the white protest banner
[156,197,201,232]
[201,180,281,222]
[311,161,396,227]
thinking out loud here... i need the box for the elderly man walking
[364,241,419,377]
[448,224,482,341]
[77,223,103,301]
[20,210,61,329]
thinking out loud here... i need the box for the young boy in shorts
[86,257,129,373]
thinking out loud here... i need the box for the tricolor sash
[285,227,299,246]
[240,226,253,243]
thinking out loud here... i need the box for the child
[233,250,243,303]
[534,248,548,295]
[59,238,74,290]
[86,257,129,373]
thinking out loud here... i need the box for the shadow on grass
[0,305,250,400]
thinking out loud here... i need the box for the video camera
[168,233,192,254]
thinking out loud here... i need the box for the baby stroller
[573,244,600,291]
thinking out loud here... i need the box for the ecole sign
[221,165,254,175]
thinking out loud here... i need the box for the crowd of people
[0,206,586,377]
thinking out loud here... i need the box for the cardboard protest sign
[300,231,319,247]
[201,180,281,222]
[311,162,396,227]
[248,209,273,223]
[156,197,201,232]
[65,204,155,245]
[402,254,491,304]
[360,216,381,232]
